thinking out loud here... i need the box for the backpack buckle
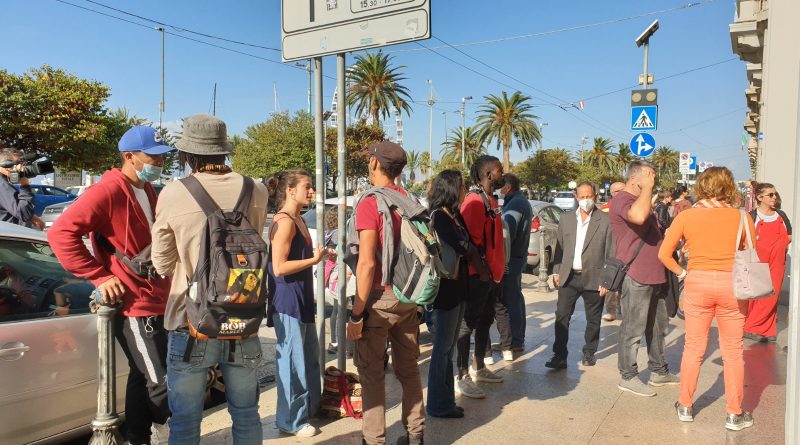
[236,255,248,267]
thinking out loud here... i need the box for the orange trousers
[679,270,748,414]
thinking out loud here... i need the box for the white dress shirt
[572,208,592,271]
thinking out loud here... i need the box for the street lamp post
[635,20,659,90]
[297,60,312,113]
[427,80,435,174]
[156,27,165,129]
[461,96,472,165]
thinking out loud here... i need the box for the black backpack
[180,175,268,349]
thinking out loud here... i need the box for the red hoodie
[461,191,505,283]
[48,169,170,316]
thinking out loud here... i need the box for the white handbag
[733,209,774,300]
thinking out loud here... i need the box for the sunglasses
[761,193,777,198]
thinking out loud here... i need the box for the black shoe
[743,331,765,342]
[327,343,338,354]
[545,354,567,369]
[395,434,424,445]
[766,336,777,343]
[428,408,464,419]
[455,405,464,413]
[581,353,597,366]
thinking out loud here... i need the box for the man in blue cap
[49,125,175,445]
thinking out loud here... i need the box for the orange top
[658,207,757,274]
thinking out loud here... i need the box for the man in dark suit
[546,182,614,369]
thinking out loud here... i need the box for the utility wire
[82,0,281,52]
[386,2,712,54]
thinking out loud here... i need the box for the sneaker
[395,434,424,445]
[151,421,169,445]
[581,353,597,367]
[470,366,503,383]
[766,335,777,343]
[602,313,616,322]
[502,350,515,362]
[675,402,694,422]
[544,354,567,370]
[618,378,657,397]
[649,372,680,387]
[491,342,502,352]
[484,354,495,365]
[455,376,486,399]
[743,331,765,342]
[725,411,754,431]
[327,342,338,354]
[293,424,320,438]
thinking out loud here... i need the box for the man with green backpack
[346,141,429,445]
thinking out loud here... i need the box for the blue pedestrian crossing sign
[631,105,658,131]
[629,132,656,157]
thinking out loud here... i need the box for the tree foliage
[441,126,486,166]
[475,91,541,171]
[0,65,115,172]
[345,52,413,127]
[231,111,315,179]
[514,149,577,192]
[324,122,386,181]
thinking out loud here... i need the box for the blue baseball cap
[118,126,176,155]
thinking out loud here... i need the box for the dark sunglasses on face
[761,193,777,198]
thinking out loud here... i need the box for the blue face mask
[134,157,163,183]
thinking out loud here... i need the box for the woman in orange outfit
[658,167,756,431]
[744,183,792,342]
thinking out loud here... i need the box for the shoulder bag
[733,209,774,300]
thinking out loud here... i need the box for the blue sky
[2,0,750,178]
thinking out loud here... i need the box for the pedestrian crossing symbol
[630,105,657,131]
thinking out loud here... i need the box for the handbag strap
[624,239,646,267]
[736,209,756,251]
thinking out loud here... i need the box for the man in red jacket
[48,125,174,445]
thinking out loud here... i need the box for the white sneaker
[502,350,515,362]
[484,353,495,365]
[470,366,504,383]
[151,421,169,445]
[455,376,486,399]
[294,424,320,438]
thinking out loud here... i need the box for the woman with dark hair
[744,182,792,342]
[426,169,488,416]
[658,166,756,431]
[672,185,691,216]
[654,189,673,234]
[266,169,333,438]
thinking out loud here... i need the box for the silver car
[552,190,578,211]
[0,222,128,444]
[526,201,564,271]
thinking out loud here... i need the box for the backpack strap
[234,177,255,215]
[180,175,221,217]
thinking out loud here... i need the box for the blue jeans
[166,330,262,445]
[426,302,465,416]
[504,257,527,348]
[273,313,321,433]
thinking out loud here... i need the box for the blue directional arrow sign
[631,105,658,131]
[629,132,656,157]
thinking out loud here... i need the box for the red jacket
[48,169,170,317]
[461,191,505,283]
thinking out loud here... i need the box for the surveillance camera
[635,20,660,47]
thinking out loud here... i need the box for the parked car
[302,196,356,248]
[526,201,564,272]
[552,190,577,211]
[64,186,88,197]
[13,184,77,217]
[0,222,129,444]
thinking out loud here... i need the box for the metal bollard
[535,230,551,291]
[89,289,124,445]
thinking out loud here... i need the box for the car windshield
[556,192,573,198]
[0,239,94,323]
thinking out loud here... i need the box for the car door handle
[0,345,31,357]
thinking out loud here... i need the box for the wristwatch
[349,312,364,323]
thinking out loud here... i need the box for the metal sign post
[313,57,326,378]
[88,294,123,445]
[335,54,349,372]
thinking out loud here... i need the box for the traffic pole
[336,53,349,372]
[88,291,123,445]
[313,56,326,379]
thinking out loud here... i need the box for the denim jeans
[617,276,670,380]
[166,329,262,445]
[504,257,527,348]
[273,313,322,433]
[426,302,465,416]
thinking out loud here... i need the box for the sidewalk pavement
[199,274,787,444]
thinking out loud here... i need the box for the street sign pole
[336,53,348,372]
[313,56,326,379]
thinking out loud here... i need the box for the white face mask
[578,199,595,213]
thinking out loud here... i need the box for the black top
[431,209,472,311]
[0,177,35,225]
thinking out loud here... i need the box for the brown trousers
[354,289,425,444]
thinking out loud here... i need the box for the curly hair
[693,166,738,204]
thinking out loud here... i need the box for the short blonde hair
[693,166,738,204]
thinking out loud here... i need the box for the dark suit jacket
[553,208,615,290]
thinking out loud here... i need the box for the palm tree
[474,91,541,171]
[345,52,413,128]
[585,137,617,175]
[418,152,431,178]
[652,145,680,180]
[615,143,634,176]
[405,150,421,186]
[441,126,486,166]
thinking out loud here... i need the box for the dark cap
[368,141,406,171]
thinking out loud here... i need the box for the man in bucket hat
[151,114,269,444]
[49,125,174,444]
